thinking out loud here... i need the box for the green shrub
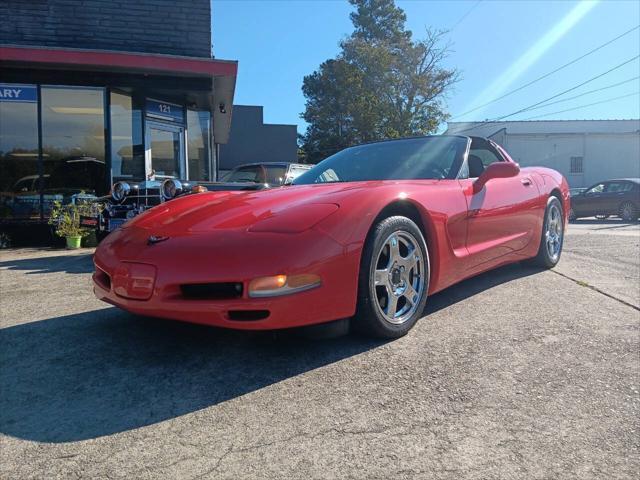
[48,198,96,239]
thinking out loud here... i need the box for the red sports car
[93,136,569,338]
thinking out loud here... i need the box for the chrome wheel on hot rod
[354,216,429,338]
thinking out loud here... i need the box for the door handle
[521,178,532,186]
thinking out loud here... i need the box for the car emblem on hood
[147,235,169,245]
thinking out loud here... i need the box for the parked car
[91,163,313,239]
[1,156,103,222]
[93,135,569,339]
[569,187,587,197]
[220,162,312,186]
[87,178,198,240]
[569,178,639,221]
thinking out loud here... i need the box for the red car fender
[311,181,464,295]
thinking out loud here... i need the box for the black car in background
[220,162,312,186]
[569,178,639,221]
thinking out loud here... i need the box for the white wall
[503,133,639,187]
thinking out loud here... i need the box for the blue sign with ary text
[0,84,38,103]
[146,98,184,123]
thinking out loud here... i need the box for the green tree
[300,0,459,163]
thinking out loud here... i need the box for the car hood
[124,180,430,235]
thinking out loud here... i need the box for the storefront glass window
[41,86,106,214]
[187,110,211,181]
[0,84,41,222]
[111,91,144,182]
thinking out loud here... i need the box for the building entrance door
[145,121,185,180]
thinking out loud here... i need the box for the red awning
[0,45,237,78]
[0,45,238,144]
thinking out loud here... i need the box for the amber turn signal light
[192,185,208,193]
[248,274,321,298]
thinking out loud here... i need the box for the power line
[453,54,640,134]
[522,91,640,120]
[449,0,483,32]
[489,55,639,120]
[451,24,640,119]
[518,76,639,113]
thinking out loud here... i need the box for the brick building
[0,0,237,225]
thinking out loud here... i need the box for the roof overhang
[0,45,238,143]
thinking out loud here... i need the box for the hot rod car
[90,162,312,239]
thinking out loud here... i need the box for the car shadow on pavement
[570,219,637,226]
[1,262,544,444]
[424,263,544,315]
[0,252,94,274]
[0,307,385,443]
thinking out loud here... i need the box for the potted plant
[48,198,95,249]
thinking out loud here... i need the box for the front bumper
[93,226,361,330]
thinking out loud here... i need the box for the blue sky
[213,0,640,132]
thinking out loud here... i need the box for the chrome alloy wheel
[371,231,425,325]
[545,202,563,261]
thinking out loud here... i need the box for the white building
[446,120,640,187]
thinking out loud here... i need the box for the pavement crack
[550,269,639,311]
[194,445,234,479]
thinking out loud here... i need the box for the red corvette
[93,136,569,338]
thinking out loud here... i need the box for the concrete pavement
[0,220,638,479]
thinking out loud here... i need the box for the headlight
[248,273,321,298]
[112,181,130,202]
[161,179,183,200]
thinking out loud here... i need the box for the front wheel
[353,216,429,339]
[531,196,564,268]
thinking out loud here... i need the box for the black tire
[530,196,564,268]
[619,201,638,222]
[352,216,429,339]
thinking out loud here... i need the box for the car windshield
[225,166,264,183]
[292,136,468,185]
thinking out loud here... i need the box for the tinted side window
[464,140,504,179]
[606,182,633,193]
[470,148,502,168]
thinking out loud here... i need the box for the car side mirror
[473,162,520,194]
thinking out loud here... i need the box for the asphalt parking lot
[1,219,638,479]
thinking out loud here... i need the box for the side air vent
[94,267,111,290]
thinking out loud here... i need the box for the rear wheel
[353,216,429,339]
[619,202,638,222]
[531,196,564,268]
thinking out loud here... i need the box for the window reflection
[41,86,106,215]
[0,86,41,221]
[187,110,211,181]
[111,92,144,181]
[148,126,181,178]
